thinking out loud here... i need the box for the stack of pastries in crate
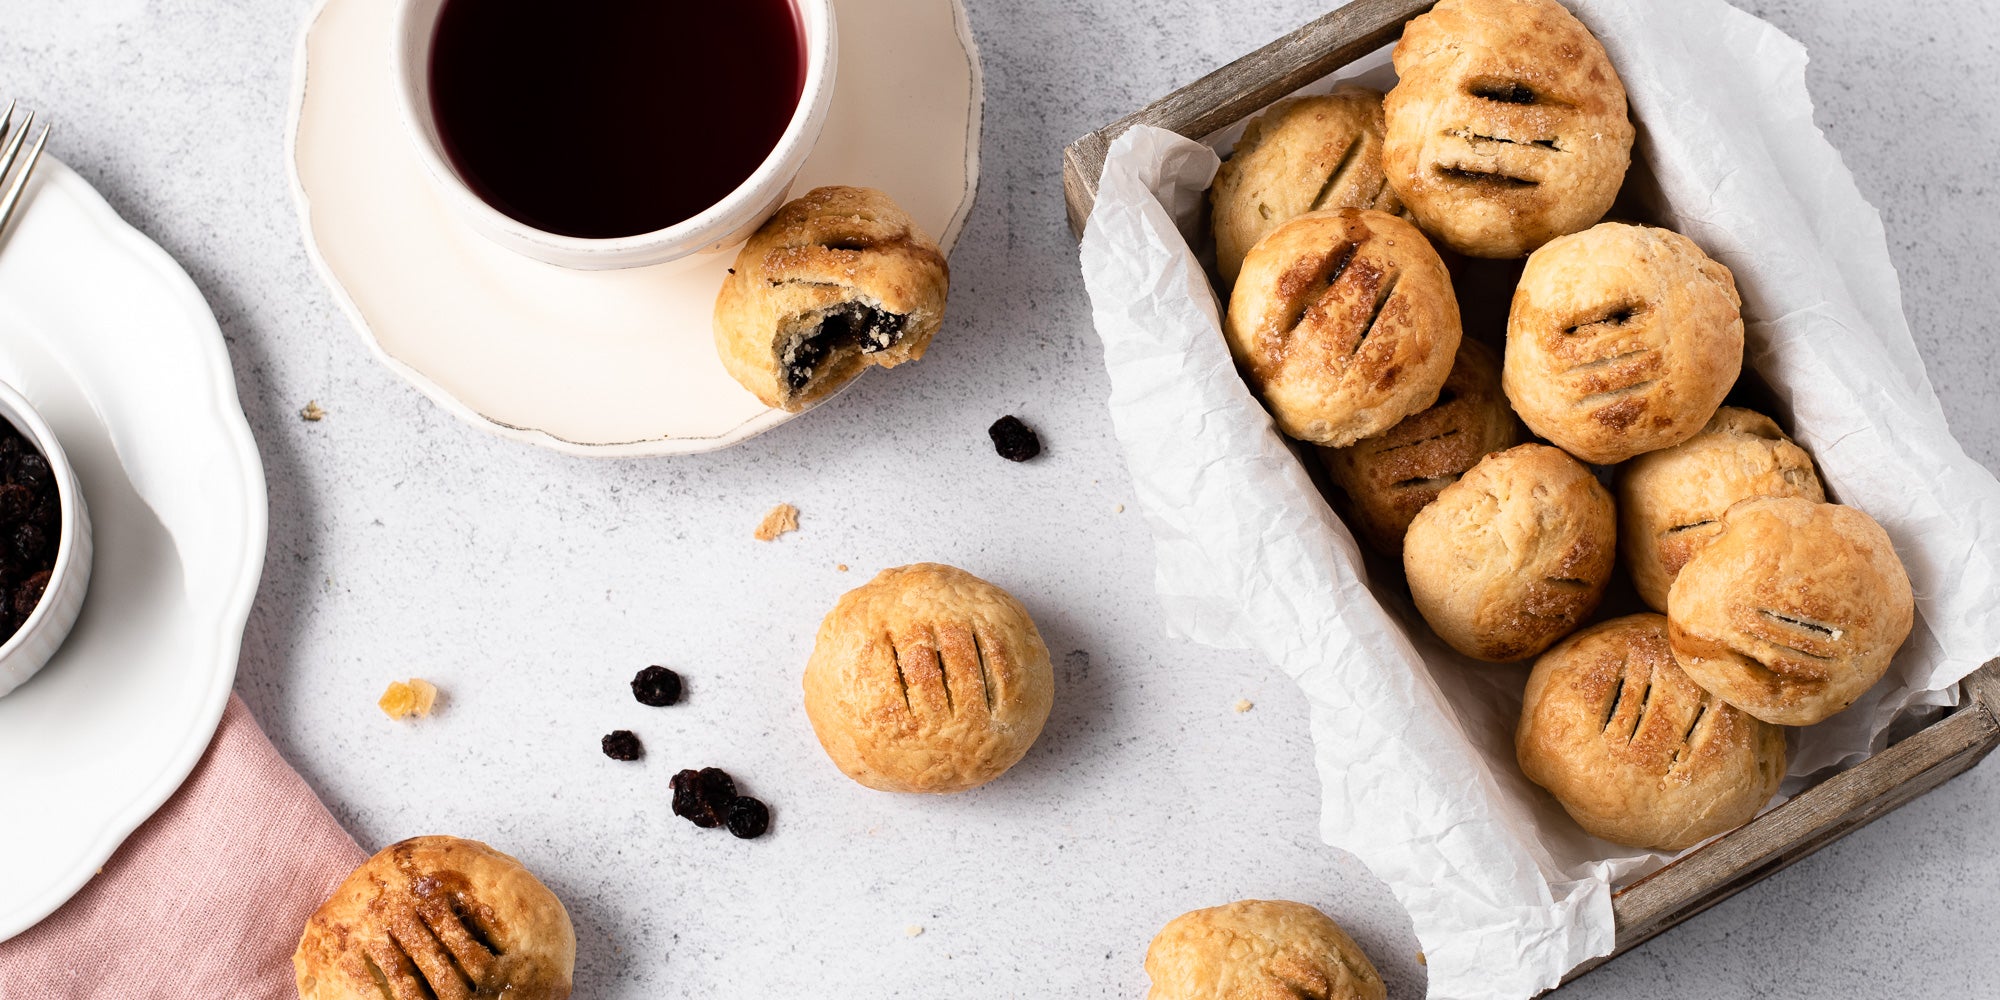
[1211,0,1914,857]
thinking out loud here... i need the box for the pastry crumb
[1233,698,1254,713]
[836,563,849,572]
[754,503,800,541]
[379,678,439,720]
[1417,951,1427,966]
[300,400,326,422]
[1115,503,1126,514]
[905,925,925,938]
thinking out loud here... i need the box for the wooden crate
[1060,0,2000,986]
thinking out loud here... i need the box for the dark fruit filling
[988,415,1042,462]
[630,665,683,707]
[0,420,60,645]
[601,730,643,761]
[782,302,910,392]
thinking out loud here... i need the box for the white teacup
[390,0,838,271]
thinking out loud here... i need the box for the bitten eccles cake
[714,186,949,412]
[1145,899,1386,1000]
[1210,88,1402,287]
[1224,208,1461,447]
[294,836,576,1000]
[802,563,1054,794]
[1381,0,1635,258]
[1402,443,1616,662]
[1517,614,1786,851]
[1504,223,1744,464]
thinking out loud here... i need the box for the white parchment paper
[1077,2,2000,997]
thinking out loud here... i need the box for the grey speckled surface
[3,0,1997,996]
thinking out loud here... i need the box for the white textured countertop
[3,0,1996,995]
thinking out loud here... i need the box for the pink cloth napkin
[0,694,366,999]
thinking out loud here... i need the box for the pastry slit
[1445,127,1560,151]
[1468,79,1539,104]
[932,626,953,714]
[388,911,469,1000]
[417,898,496,986]
[1365,173,1393,210]
[1600,661,1630,731]
[1564,302,1645,335]
[1758,608,1843,641]
[1281,242,1359,335]
[888,637,912,712]
[1574,379,1656,408]
[1354,272,1402,355]
[366,938,437,1000]
[1543,576,1590,590]
[1390,474,1458,492]
[1629,679,1655,743]
[1433,164,1539,188]
[362,953,400,1000]
[1310,137,1365,211]
[449,898,503,957]
[1372,427,1460,457]
[1671,701,1711,771]
[972,629,995,713]
[1665,519,1717,535]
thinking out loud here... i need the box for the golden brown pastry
[1145,900,1386,1000]
[714,186,949,412]
[803,563,1054,794]
[1504,223,1743,464]
[1224,208,1461,447]
[1618,408,1824,611]
[1667,497,1914,726]
[1319,337,1524,557]
[1382,0,1634,259]
[1403,444,1615,661]
[1211,88,1403,287]
[295,836,575,1000]
[1518,614,1785,851]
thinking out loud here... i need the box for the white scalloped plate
[287,0,983,456]
[0,157,268,941]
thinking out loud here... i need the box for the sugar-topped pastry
[1518,614,1785,851]
[802,563,1053,794]
[1667,497,1913,726]
[1145,899,1386,1000]
[1211,88,1402,287]
[1505,223,1743,464]
[714,186,949,412]
[1223,208,1461,447]
[294,836,575,1000]
[1382,0,1634,258]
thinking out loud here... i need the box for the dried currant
[600,730,643,761]
[988,415,1041,462]
[11,452,49,492]
[696,767,737,807]
[12,570,49,619]
[11,523,44,563]
[724,797,770,839]
[630,665,682,707]
[671,768,724,828]
[0,484,32,524]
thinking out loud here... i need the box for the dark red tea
[429,0,807,240]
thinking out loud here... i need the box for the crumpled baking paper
[1076,2,2000,998]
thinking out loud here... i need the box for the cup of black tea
[392,0,837,270]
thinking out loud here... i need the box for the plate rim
[0,157,270,941]
[283,0,986,458]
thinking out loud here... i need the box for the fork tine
[0,123,51,240]
[0,100,15,146]
[0,110,34,181]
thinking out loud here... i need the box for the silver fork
[0,101,53,242]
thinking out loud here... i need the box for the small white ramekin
[389,0,839,271]
[0,379,92,697]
